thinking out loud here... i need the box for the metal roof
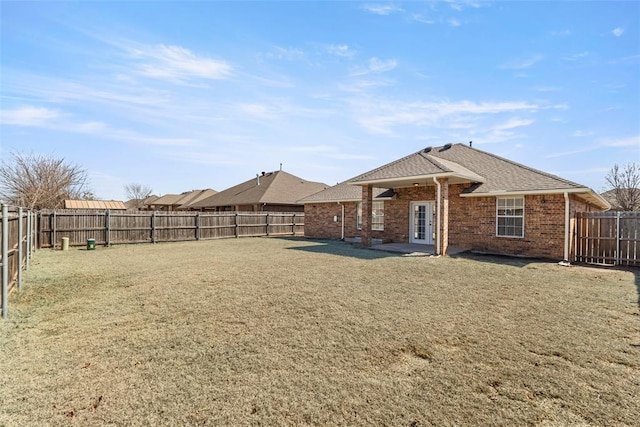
[64,200,127,210]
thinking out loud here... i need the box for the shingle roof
[298,181,394,203]
[304,143,608,208]
[189,170,328,209]
[64,200,126,210]
[352,143,588,194]
[150,189,217,209]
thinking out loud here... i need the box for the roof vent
[423,146,432,153]
[441,143,452,151]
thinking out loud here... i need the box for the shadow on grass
[450,251,552,268]
[285,239,398,260]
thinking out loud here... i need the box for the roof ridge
[449,143,585,188]
[351,147,450,182]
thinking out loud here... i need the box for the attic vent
[441,143,452,151]
[423,146,432,153]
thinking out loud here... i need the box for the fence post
[26,210,31,269]
[151,211,156,243]
[196,212,200,241]
[292,213,296,235]
[2,204,8,319]
[106,209,111,246]
[616,211,621,266]
[266,212,270,236]
[52,210,57,250]
[235,212,239,238]
[17,207,23,291]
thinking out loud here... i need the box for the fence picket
[575,211,640,266]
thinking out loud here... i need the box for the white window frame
[496,197,524,238]
[356,201,384,231]
[372,201,384,231]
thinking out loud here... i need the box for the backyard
[0,237,638,426]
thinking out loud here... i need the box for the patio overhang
[351,172,484,189]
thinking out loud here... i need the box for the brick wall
[304,184,600,260]
[446,185,597,259]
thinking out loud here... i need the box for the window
[496,197,524,238]
[356,201,385,231]
[372,201,384,231]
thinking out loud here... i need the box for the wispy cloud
[612,27,624,37]
[448,18,462,27]
[562,51,589,61]
[288,144,373,160]
[499,54,544,70]
[494,118,534,130]
[265,46,304,61]
[545,134,639,158]
[600,135,639,148]
[550,29,572,37]
[129,44,231,81]
[327,44,356,58]
[351,57,398,76]
[368,57,397,73]
[353,98,556,135]
[0,106,60,126]
[411,14,435,24]
[361,3,403,15]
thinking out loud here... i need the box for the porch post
[361,185,373,247]
[440,178,449,255]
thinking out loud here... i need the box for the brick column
[361,185,373,247]
[440,178,449,255]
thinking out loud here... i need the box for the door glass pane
[414,205,426,239]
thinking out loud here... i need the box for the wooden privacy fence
[1,205,37,319]
[575,211,640,266]
[38,210,305,248]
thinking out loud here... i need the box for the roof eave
[460,187,611,209]
[351,172,482,187]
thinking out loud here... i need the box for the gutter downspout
[339,202,345,240]
[433,177,441,256]
[562,192,570,265]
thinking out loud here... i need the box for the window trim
[496,197,525,238]
[356,201,384,231]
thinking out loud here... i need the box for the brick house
[300,143,609,261]
[189,170,328,212]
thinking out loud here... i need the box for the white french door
[410,201,435,244]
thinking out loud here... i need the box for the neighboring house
[188,170,328,212]
[600,188,640,211]
[147,189,217,211]
[300,143,609,261]
[125,195,159,211]
[64,200,127,210]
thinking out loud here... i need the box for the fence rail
[38,210,304,248]
[1,205,37,319]
[575,211,639,266]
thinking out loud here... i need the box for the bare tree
[0,152,90,209]
[124,183,153,209]
[604,163,640,211]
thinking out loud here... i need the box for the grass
[1,237,638,426]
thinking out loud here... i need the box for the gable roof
[64,200,126,210]
[304,143,609,209]
[189,170,328,209]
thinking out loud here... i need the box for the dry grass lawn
[1,237,638,426]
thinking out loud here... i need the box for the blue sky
[1,1,638,200]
